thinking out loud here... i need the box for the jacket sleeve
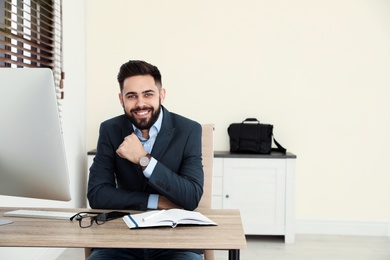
[147,123,204,210]
[87,121,150,210]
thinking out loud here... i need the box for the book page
[123,209,217,229]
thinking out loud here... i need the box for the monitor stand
[0,218,13,226]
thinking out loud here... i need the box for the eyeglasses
[70,211,129,228]
[70,211,108,228]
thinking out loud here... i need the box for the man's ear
[160,88,166,103]
[118,92,124,107]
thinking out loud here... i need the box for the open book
[123,209,217,229]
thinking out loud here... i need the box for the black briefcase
[227,118,286,154]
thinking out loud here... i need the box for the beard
[124,102,162,130]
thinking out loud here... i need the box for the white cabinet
[212,151,296,243]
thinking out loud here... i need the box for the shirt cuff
[147,194,159,209]
[143,157,157,179]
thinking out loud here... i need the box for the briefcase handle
[242,118,260,124]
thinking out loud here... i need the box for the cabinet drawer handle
[225,195,229,198]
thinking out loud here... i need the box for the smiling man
[87,60,204,260]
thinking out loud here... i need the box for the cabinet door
[212,158,224,209]
[222,158,286,235]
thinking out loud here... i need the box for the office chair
[196,124,215,260]
[85,124,214,260]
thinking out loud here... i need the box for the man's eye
[127,95,136,99]
[145,93,153,97]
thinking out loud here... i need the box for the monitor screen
[0,68,71,201]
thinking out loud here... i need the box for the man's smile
[133,108,151,118]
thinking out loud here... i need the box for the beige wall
[86,1,390,222]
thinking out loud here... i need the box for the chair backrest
[197,124,214,260]
[197,124,214,209]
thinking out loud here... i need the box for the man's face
[119,75,166,130]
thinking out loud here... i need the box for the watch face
[140,156,150,167]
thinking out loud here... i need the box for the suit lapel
[151,107,175,159]
[122,117,134,138]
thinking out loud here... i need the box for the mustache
[130,106,153,113]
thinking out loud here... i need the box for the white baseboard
[388,223,390,237]
[34,248,65,260]
[0,248,65,260]
[296,219,390,237]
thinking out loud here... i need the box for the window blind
[0,0,64,102]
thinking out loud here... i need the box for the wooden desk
[0,207,246,260]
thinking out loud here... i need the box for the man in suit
[87,60,204,260]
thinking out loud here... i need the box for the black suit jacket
[87,106,204,211]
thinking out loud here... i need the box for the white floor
[57,235,390,260]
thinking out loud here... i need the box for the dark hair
[117,60,162,92]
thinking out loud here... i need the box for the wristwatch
[139,154,151,169]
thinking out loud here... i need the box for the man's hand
[116,133,146,164]
[158,196,182,209]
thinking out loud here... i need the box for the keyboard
[3,209,77,220]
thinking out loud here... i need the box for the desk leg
[228,249,240,260]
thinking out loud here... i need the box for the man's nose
[136,96,147,107]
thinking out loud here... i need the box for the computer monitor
[0,68,71,204]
